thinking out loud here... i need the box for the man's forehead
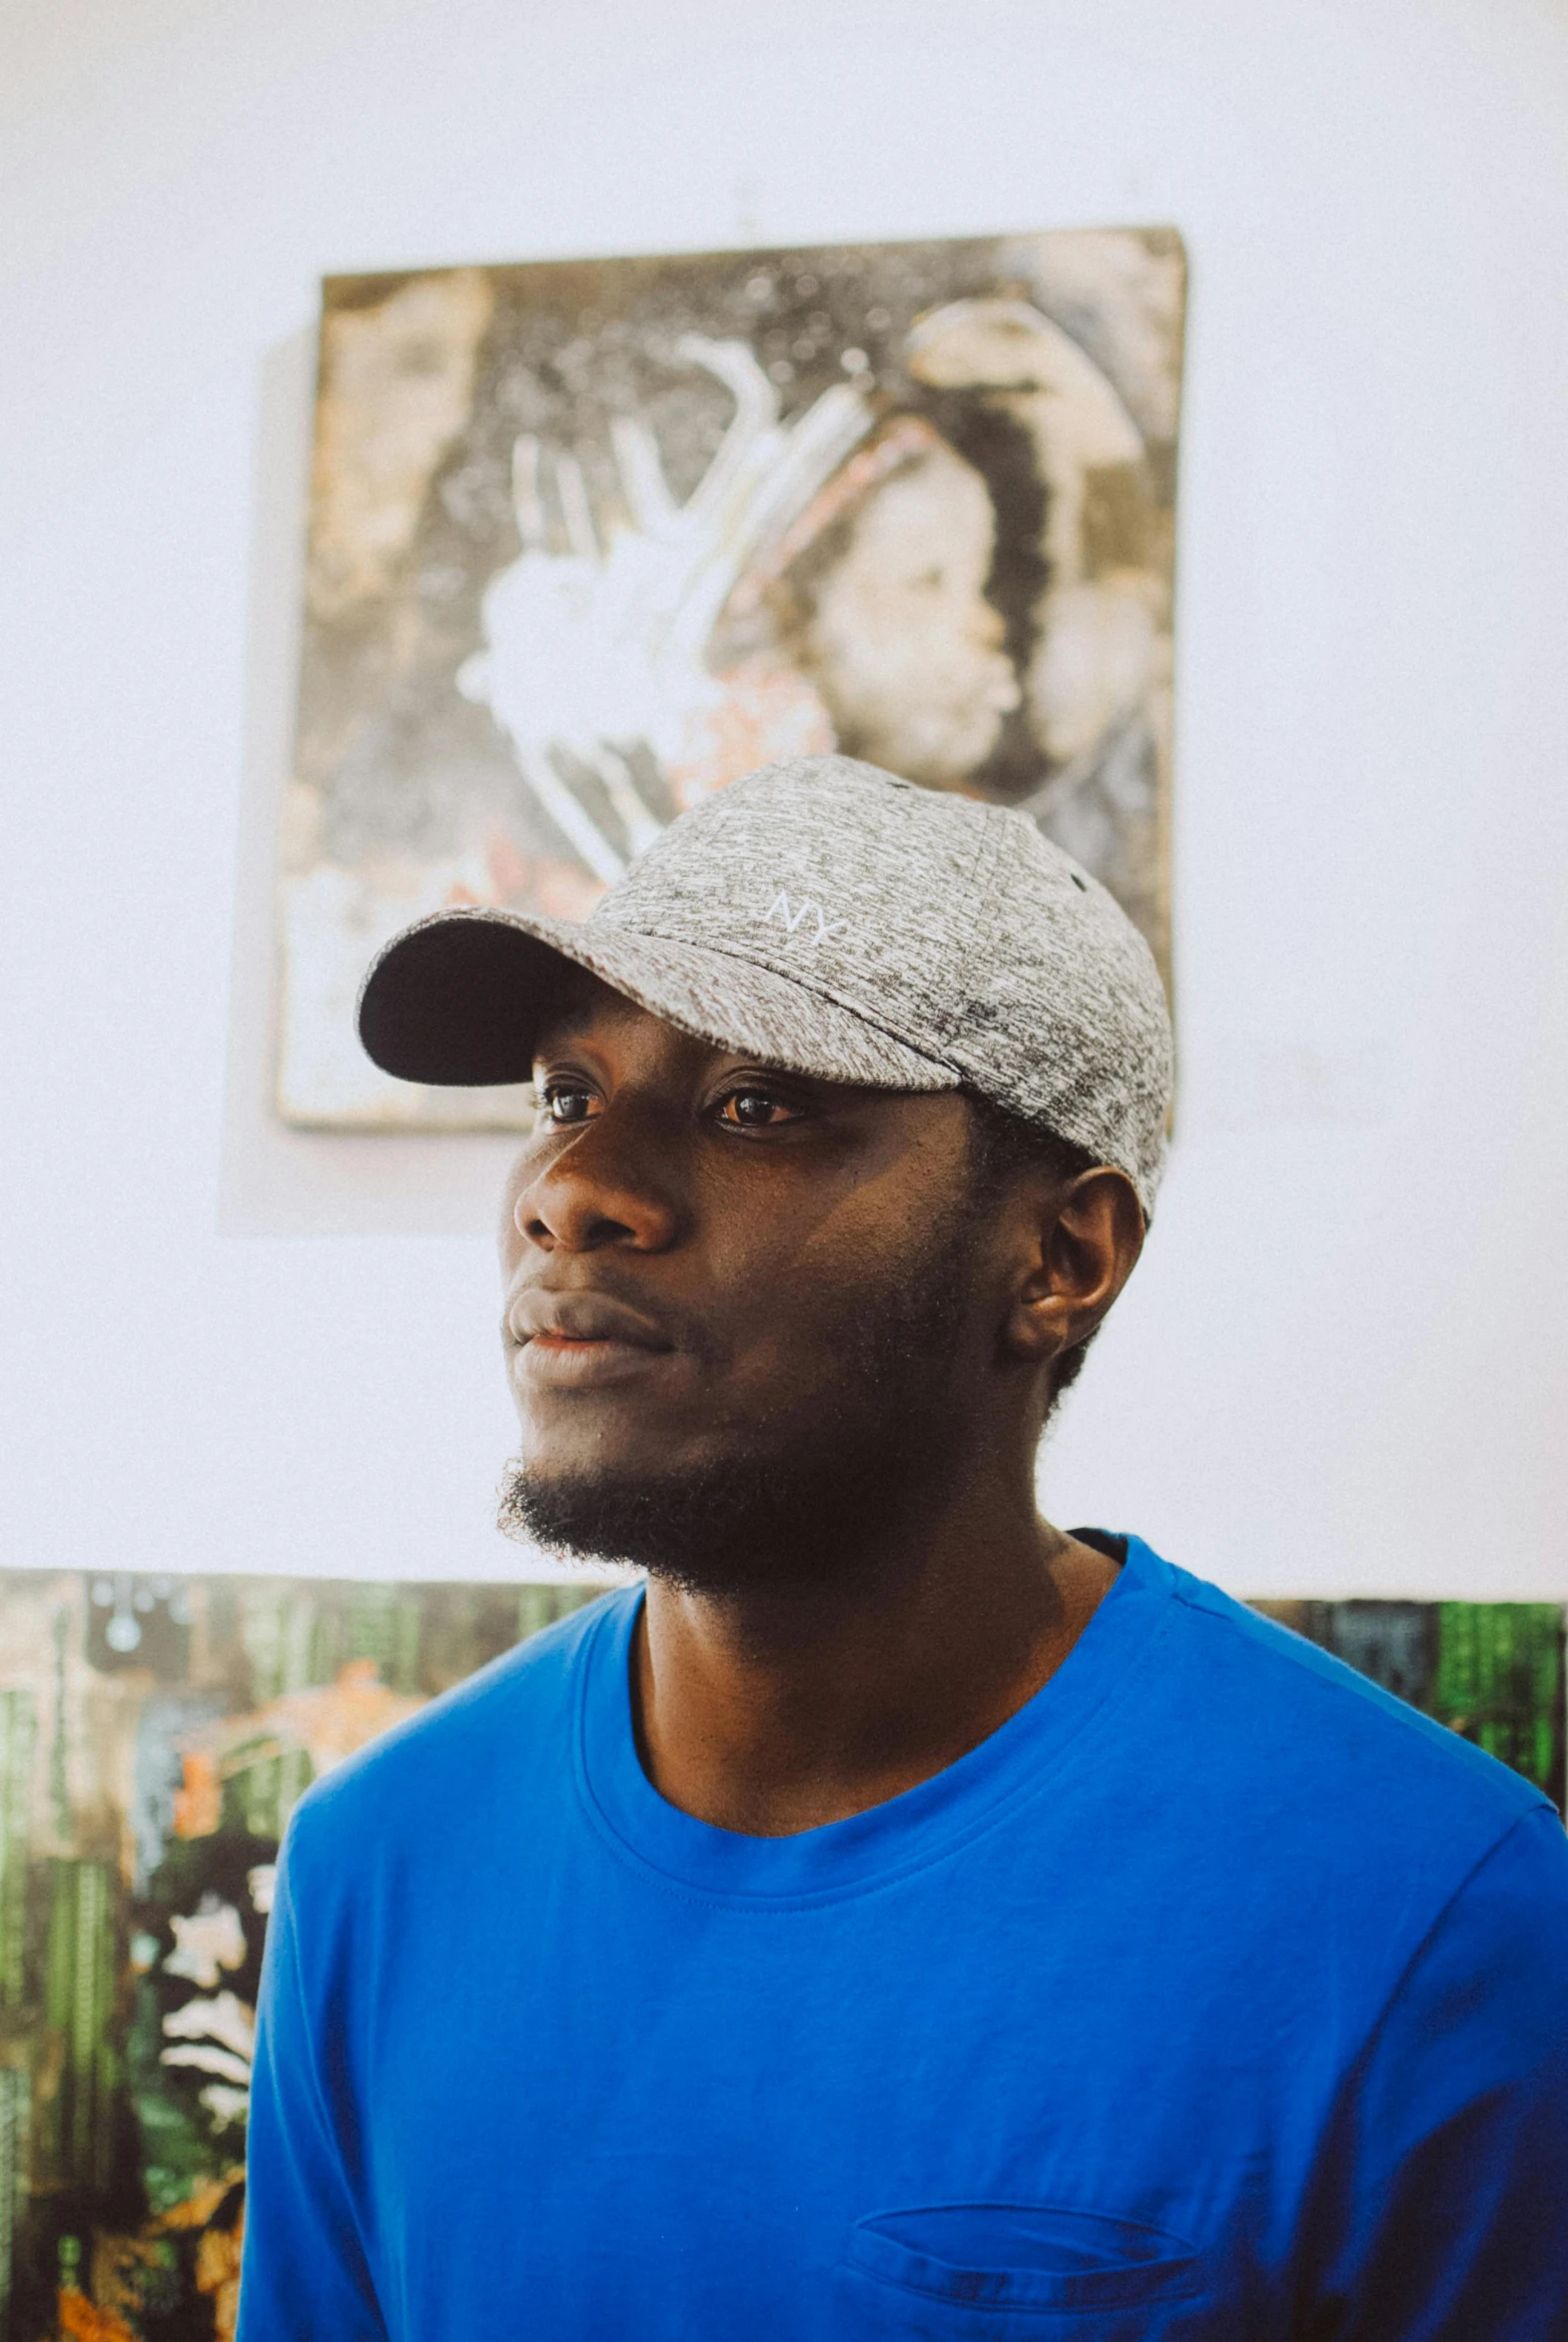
[532,967,629,1037]
[532,975,807,1086]
[531,971,709,1059]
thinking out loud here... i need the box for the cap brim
[357,908,961,1095]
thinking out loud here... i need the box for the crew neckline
[573,1533,1175,1908]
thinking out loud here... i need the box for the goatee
[498,1210,980,1596]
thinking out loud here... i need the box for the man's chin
[498,1452,881,1596]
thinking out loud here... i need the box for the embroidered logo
[763,890,849,949]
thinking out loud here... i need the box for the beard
[498,1203,983,1596]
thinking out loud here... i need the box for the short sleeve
[237,1816,390,2341]
[1299,1803,1568,2339]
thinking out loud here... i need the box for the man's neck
[630,1474,1119,1837]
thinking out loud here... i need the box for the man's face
[497,977,1004,1586]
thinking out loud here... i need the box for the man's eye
[716,1090,803,1131]
[538,1083,600,1126]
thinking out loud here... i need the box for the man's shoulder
[287,1584,631,1855]
[1140,1541,1551,1846]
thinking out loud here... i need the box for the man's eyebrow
[530,1014,591,1060]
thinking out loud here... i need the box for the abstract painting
[0,1573,607,2341]
[278,230,1185,1126]
[6,1574,1555,2337]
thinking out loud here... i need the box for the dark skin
[499,976,1146,1838]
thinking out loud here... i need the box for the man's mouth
[505,1289,678,1391]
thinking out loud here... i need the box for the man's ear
[1001,1168,1146,1368]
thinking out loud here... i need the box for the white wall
[3,0,1567,1595]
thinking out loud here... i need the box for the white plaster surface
[3,0,1567,1593]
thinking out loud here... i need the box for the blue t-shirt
[239,1538,1568,2339]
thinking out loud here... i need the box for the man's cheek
[717,1302,868,1417]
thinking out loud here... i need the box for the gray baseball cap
[358,754,1175,1212]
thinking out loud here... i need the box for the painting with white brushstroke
[277,232,1185,1127]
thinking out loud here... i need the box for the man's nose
[513,1110,681,1255]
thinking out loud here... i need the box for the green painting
[0,1573,1558,2339]
[0,1573,607,2342]
[1252,1598,1565,1810]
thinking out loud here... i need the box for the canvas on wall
[0,1572,609,2342]
[0,1574,1559,2340]
[278,229,1185,1126]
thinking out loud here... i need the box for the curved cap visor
[357,906,961,1095]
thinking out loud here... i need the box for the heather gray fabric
[358,755,1176,1211]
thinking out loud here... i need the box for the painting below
[278,229,1185,1125]
[0,1573,1559,2340]
[0,1572,608,2342]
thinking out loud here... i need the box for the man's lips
[505,1289,677,1392]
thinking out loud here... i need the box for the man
[239,755,1568,2339]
